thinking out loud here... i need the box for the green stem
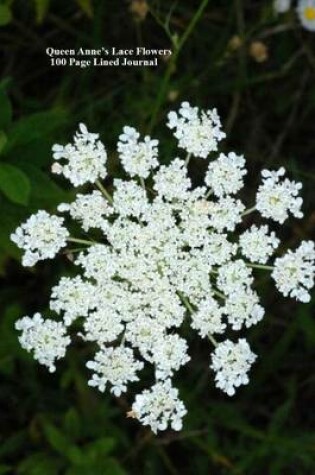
[68,237,94,246]
[96,179,113,204]
[185,153,192,166]
[242,205,256,217]
[148,0,210,132]
[140,177,146,190]
[213,289,225,300]
[177,291,195,314]
[208,334,218,347]
[246,263,274,271]
[205,188,213,199]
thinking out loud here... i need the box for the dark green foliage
[0,1,315,473]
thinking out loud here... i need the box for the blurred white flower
[297,0,315,31]
[274,0,292,13]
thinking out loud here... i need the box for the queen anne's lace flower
[217,260,253,294]
[113,179,149,218]
[167,102,226,158]
[224,290,265,330]
[205,152,247,197]
[191,297,226,338]
[87,346,144,396]
[15,313,70,372]
[239,225,279,264]
[52,123,107,186]
[256,168,303,223]
[272,241,315,302]
[153,158,191,201]
[117,126,159,178]
[50,276,96,326]
[12,104,315,433]
[11,211,69,267]
[83,309,124,343]
[132,379,187,433]
[207,197,245,232]
[211,339,257,396]
[58,191,112,232]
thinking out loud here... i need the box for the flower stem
[246,263,274,271]
[242,205,256,216]
[140,177,146,190]
[148,0,210,133]
[177,291,195,314]
[96,180,113,204]
[213,289,225,300]
[68,237,94,246]
[208,334,218,347]
[185,153,191,166]
[205,188,213,199]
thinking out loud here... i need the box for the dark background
[0,1,315,474]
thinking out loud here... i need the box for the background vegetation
[0,0,315,473]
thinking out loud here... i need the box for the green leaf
[17,164,70,207]
[0,163,31,205]
[76,0,93,17]
[43,423,83,465]
[33,0,50,23]
[17,453,61,475]
[5,108,68,152]
[0,89,12,128]
[64,408,81,441]
[0,465,11,474]
[0,5,12,26]
[0,131,7,153]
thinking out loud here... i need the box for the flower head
[297,0,315,31]
[52,123,107,186]
[87,346,144,396]
[205,152,247,197]
[272,241,315,302]
[274,0,291,13]
[211,339,257,396]
[167,102,226,158]
[256,168,303,223]
[117,126,159,178]
[11,211,69,267]
[15,313,70,372]
[132,379,187,433]
[11,105,315,433]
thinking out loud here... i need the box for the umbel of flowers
[11,103,315,433]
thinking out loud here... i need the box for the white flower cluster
[12,105,314,433]
[117,126,159,178]
[274,0,315,32]
[15,313,70,372]
[11,211,69,266]
[167,101,226,158]
[52,123,107,186]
